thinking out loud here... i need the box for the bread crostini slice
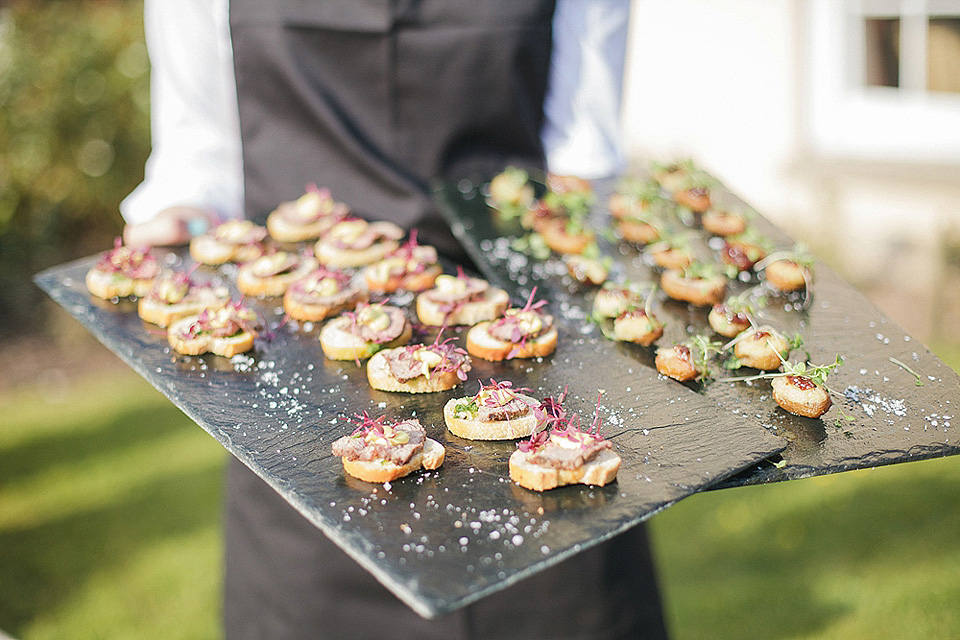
[236,250,319,297]
[167,302,260,357]
[660,263,727,307]
[189,219,268,266]
[137,270,230,327]
[314,218,403,268]
[509,391,620,491]
[362,233,442,293]
[85,238,160,300]
[331,413,444,483]
[367,336,472,393]
[319,303,411,361]
[266,184,349,243]
[416,271,509,327]
[283,267,367,323]
[466,288,557,361]
[443,379,540,440]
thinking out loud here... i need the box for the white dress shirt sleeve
[120,0,244,225]
[542,0,631,179]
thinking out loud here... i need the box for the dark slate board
[437,177,960,491]
[35,246,784,618]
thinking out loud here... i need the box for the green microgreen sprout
[889,356,925,387]
[511,232,551,261]
[648,229,695,254]
[681,260,724,281]
[755,242,816,272]
[687,333,725,381]
[718,353,844,391]
[487,166,534,220]
[615,177,663,203]
[722,286,768,320]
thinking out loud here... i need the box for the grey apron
[225,2,667,638]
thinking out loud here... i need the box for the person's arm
[122,0,243,246]
[541,0,630,180]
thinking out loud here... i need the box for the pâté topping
[371,231,438,280]
[385,334,471,382]
[325,218,403,250]
[95,238,160,280]
[488,288,552,351]
[249,251,303,278]
[517,391,612,469]
[331,412,427,465]
[454,379,536,421]
[177,302,259,340]
[289,267,353,299]
[280,184,349,224]
[344,303,407,343]
[214,219,268,245]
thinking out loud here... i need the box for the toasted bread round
[85,269,155,300]
[236,257,319,297]
[771,375,832,418]
[655,345,697,381]
[564,255,609,286]
[612,312,663,346]
[341,437,445,483]
[267,211,343,244]
[465,322,558,361]
[319,316,412,361]
[137,289,230,328]
[616,219,660,244]
[167,316,257,357]
[660,269,726,307]
[651,247,692,270]
[416,288,509,327]
[708,306,750,338]
[702,209,747,237]
[508,448,621,492]
[366,349,466,393]
[733,328,790,370]
[540,221,594,255]
[189,231,266,266]
[283,287,368,323]
[608,192,651,220]
[442,395,539,440]
[674,188,710,212]
[765,259,810,292]
[316,240,400,268]
[363,262,442,294]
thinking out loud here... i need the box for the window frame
[806,0,960,163]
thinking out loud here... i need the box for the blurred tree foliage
[0,0,149,336]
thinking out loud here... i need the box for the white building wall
[621,0,960,338]
[622,0,799,219]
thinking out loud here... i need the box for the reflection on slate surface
[437,177,960,491]
[36,241,784,617]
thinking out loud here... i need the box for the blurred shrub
[0,0,149,335]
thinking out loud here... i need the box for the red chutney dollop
[787,375,817,390]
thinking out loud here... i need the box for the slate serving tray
[35,249,785,618]
[437,176,960,491]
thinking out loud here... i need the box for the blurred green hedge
[0,0,149,335]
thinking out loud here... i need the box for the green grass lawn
[0,372,224,640]
[1,350,959,639]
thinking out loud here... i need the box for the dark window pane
[928,17,960,93]
[865,18,900,88]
